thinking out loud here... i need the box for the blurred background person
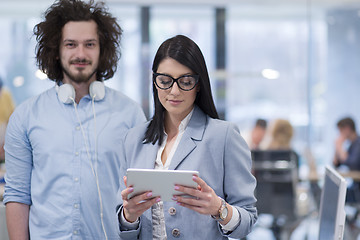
[267,119,294,150]
[333,117,360,171]
[332,117,360,204]
[245,118,268,150]
[0,77,15,162]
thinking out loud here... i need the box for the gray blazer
[118,106,257,240]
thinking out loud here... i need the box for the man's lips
[70,60,91,67]
[72,63,88,67]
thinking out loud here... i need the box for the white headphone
[56,81,105,104]
[55,80,108,239]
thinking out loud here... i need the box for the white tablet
[126,168,199,202]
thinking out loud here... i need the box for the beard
[62,58,97,83]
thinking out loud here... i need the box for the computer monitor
[318,165,347,240]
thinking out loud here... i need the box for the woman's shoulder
[206,117,239,132]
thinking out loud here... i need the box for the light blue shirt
[4,86,146,240]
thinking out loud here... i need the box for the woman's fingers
[121,186,134,201]
[123,176,128,188]
[173,176,222,216]
[123,191,161,222]
[191,175,210,191]
[124,195,160,219]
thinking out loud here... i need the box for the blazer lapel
[169,106,207,170]
[135,141,158,169]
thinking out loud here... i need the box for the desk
[338,170,360,181]
[305,170,360,182]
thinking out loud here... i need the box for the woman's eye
[159,77,172,85]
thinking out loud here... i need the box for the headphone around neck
[55,80,108,239]
[56,81,105,104]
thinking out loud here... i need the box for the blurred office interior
[0,0,360,239]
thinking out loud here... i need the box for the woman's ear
[196,84,200,92]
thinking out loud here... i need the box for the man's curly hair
[34,0,122,82]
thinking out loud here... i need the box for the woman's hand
[172,175,224,217]
[121,176,161,223]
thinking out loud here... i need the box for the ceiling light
[13,76,24,87]
[261,68,280,80]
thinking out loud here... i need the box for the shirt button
[169,207,176,216]
[172,228,180,238]
[74,204,79,209]
[75,152,79,156]
[74,177,79,182]
[73,230,78,235]
[76,126,80,131]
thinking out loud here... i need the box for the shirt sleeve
[3,106,33,205]
[220,205,240,232]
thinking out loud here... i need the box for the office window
[108,5,141,103]
[227,5,309,151]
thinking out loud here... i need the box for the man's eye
[86,43,95,48]
[65,43,76,48]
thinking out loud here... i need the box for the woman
[267,119,294,150]
[117,35,257,239]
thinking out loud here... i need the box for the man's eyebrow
[62,39,98,42]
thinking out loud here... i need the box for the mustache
[70,58,91,64]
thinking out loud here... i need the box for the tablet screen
[126,168,199,202]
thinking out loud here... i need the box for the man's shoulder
[124,121,149,141]
[128,121,149,134]
[104,87,146,123]
[105,87,135,102]
[14,88,51,109]
[105,87,142,108]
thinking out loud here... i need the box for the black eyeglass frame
[153,72,199,91]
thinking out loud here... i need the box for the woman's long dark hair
[144,35,219,145]
[33,0,122,82]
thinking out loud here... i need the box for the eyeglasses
[153,72,199,91]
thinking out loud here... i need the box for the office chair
[251,150,300,240]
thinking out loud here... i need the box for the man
[333,117,360,171]
[3,0,145,239]
[247,118,267,150]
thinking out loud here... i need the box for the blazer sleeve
[220,122,258,239]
